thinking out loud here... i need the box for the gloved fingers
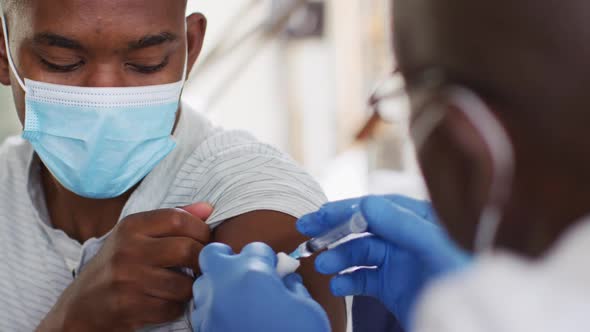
[297,198,361,237]
[192,276,208,306]
[283,273,313,298]
[240,242,278,267]
[199,243,234,273]
[329,269,381,298]
[360,196,450,258]
[315,236,389,274]
[297,195,439,239]
[190,292,208,332]
[382,195,439,225]
[375,196,470,268]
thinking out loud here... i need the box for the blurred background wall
[0,0,426,200]
[183,0,426,200]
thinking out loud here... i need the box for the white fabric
[25,79,185,107]
[0,103,327,332]
[413,219,590,332]
[275,253,301,278]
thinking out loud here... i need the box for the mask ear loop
[181,19,189,82]
[445,87,515,253]
[1,12,27,93]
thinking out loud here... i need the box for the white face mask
[411,86,515,253]
[1,13,190,199]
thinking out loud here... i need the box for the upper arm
[213,210,347,332]
[185,132,344,328]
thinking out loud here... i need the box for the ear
[185,13,207,78]
[444,102,496,200]
[0,28,11,86]
[416,99,495,251]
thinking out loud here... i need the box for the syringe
[289,212,369,260]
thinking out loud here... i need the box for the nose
[81,63,127,88]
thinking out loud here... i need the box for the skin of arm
[213,210,347,332]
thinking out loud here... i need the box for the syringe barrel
[307,212,368,253]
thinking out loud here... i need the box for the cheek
[11,50,39,126]
[10,81,26,126]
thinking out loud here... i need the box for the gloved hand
[297,195,471,330]
[191,242,331,332]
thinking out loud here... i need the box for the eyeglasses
[357,68,447,146]
[369,69,407,120]
[356,69,410,141]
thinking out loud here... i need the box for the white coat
[413,219,590,332]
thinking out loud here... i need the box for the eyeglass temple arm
[355,86,406,142]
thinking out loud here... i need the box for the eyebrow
[33,33,84,50]
[31,31,178,52]
[128,32,178,50]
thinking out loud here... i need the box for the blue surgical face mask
[1,15,188,199]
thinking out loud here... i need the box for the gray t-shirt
[0,103,327,331]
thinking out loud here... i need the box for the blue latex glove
[297,195,471,330]
[191,242,331,332]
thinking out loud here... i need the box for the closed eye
[39,58,84,73]
[126,57,170,74]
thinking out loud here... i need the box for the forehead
[23,0,186,36]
